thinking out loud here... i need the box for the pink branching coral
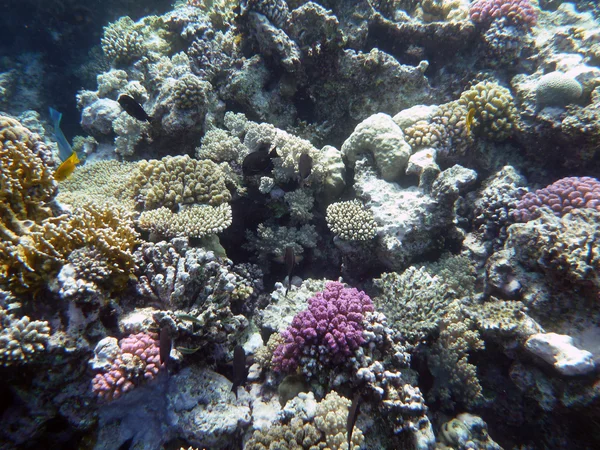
[512,176,600,222]
[91,332,161,401]
[272,281,374,373]
[470,0,538,28]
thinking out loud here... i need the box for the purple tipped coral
[91,332,161,401]
[512,176,600,222]
[470,0,538,28]
[272,281,374,373]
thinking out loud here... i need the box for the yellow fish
[54,152,80,181]
[466,107,476,136]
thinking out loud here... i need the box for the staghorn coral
[90,332,161,401]
[457,80,517,141]
[374,267,457,344]
[129,155,231,210]
[0,306,50,366]
[512,176,600,222]
[272,281,374,374]
[101,16,145,64]
[326,200,377,241]
[137,204,232,239]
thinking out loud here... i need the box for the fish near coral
[54,151,80,181]
[242,144,278,176]
[466,107,476,136]
[230,345,247,399]
[118,94,152,122]
[49,107,74,161]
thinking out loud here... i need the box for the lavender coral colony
[2,0,600,449]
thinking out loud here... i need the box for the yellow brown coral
[129,155,231,209]
[458,80,517,141]
[0,115,56,237]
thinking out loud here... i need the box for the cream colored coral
[196,127,247,164]
[326,200,377,241]
[0,307,51,366]
[173,73,212,109]
[137,204,232,238]
[314,391,365,450]
[101,16,144,62]
[57,160,137,211]
[130,155,231,209]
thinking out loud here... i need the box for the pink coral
[272,282,374,373]
[470,0,538,28]
[91,332,161,401]
[512,176,600,222]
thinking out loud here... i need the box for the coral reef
[469,0,538,28]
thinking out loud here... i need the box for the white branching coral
[326,200,377,241]
[0,307,50,366]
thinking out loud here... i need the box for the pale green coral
[418,253,476,299]
[196,127,247,164]
[130,155,231,209]
[326,200,377,241]
[314,391,365,450]
[244,223,318,261]
[284,189,314,223]
[427,301,484,409]
[374,267,456,343]
[137,204,232,238]
[0,307,50,366]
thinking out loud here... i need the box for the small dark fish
[284,246,295,297]
[347,394,361,448]
[231,345,247,399]
[118,94,152,122]
[298,153,312,181]
[159,327,171,366]
[117,437,134,450]
[242,144,278,176]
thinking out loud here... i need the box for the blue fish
[49,107,74,161]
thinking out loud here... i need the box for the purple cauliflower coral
[272,281,374,373]
[512,176,600,222]
[470,0,538,28]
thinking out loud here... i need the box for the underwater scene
[1,0,600,448]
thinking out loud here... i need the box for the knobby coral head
[273,281,374,373]
[470,0,538,28]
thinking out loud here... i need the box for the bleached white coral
[0,307,51,366]
[137,204,232,238]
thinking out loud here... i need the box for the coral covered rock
[326,200,377,241]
